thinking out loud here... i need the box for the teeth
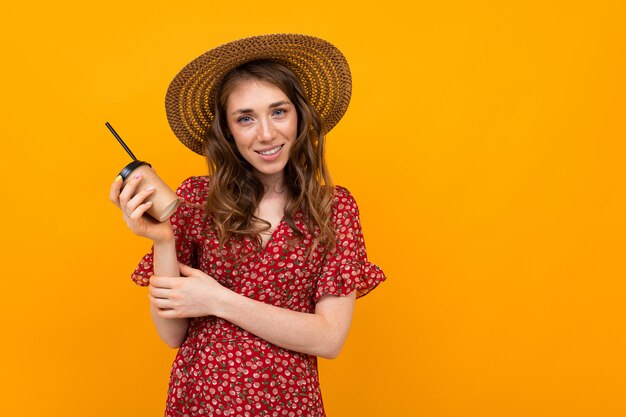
[259,145,282,156]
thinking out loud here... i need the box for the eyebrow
[231,100,292,116]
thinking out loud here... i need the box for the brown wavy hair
[203,60,335,251]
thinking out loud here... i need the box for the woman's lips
[255,144,284,161]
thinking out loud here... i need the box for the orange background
[1,1,625,416]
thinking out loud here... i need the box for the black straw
[105,122,138,161]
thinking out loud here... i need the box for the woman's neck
[256,171,287,196]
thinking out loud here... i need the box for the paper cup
[119,161,182,222]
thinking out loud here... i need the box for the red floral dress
[132,176,385,417]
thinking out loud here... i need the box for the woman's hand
[148,263,229,319]
[109,171,175,244]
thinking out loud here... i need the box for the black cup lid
[119,160,152,179]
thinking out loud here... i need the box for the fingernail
[114,175,123,183]
[146,185,155,191]
[134,172,143,179]
[146,201,153,206]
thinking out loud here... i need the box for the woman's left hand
[149,263,229,319]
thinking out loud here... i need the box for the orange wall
[1,1,625,416]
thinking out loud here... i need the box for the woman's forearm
[215,289,356,359]
[151,238,189,348]
[149,264,356,357]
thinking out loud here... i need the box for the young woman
[110,34,385,417]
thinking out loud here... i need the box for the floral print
[132,176,385,416]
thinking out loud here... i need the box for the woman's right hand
[109,171,175,244]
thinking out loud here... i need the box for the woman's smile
[255,144,285,159]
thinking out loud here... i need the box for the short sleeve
[130,176,208,286]
[315,186,386,301]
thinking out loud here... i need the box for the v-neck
[259,216,286,251]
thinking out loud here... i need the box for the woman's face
[225,78,298,185]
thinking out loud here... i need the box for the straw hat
[165,33,352,155]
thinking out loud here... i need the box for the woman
[110,34,385,417]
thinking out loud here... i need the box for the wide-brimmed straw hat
[165,33,352,155]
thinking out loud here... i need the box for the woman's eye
[273,109,286,117]
[238,116,253,124]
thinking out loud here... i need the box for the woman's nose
[257,118,275,142]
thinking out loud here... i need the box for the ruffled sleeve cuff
[315,260,386,302]
[131,250,154,287]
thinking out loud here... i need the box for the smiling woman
[109,34,386,417]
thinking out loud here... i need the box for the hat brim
[165,33,352,155]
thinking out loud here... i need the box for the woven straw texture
[165,34,352,155]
